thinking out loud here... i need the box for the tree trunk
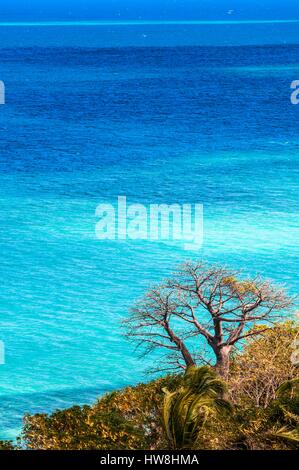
[215,346,231,378]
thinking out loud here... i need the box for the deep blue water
[0,24,299,439]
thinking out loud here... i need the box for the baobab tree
[124,262,293,376]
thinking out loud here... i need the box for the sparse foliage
[125,262,292,375]
[229,322,298,407]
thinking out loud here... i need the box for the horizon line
[0,19,299,27]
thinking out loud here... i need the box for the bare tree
[124,262,293,376]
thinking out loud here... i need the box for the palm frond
[162,366,233,449]
[272,426,299,446]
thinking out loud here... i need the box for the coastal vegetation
[19,321,299,450]
[1,263,298,450]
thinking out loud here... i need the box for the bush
[22,375,181,450]
[0,440,15,450]
[229,321,298,407]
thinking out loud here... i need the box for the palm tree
[270,378,299,448]
[162,366,232,449]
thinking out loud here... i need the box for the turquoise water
[0,25,299,439]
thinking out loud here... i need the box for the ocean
[0,22,298,439]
